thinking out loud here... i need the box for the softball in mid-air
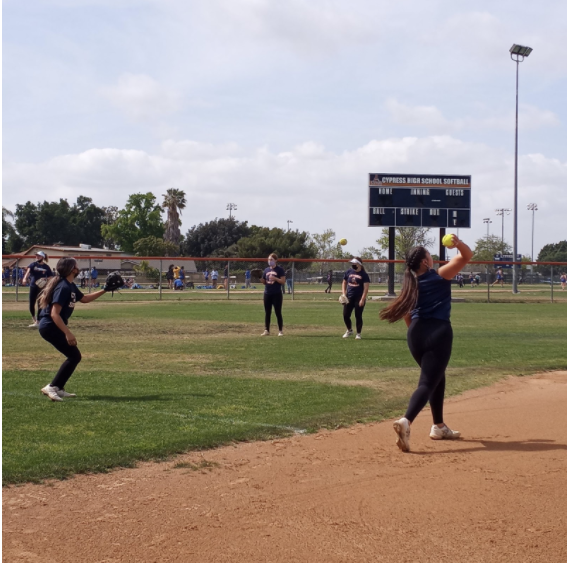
[339,238,347,246]
[442,234,456,247]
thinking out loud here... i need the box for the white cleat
[393,417,411,452]
[28,321,39,328]
[261,330,270,336]
[57,389,77,398]
[355,334,362,340]
[278,331,284,337]
[430,424,461,440]
[342,330,353,338]
[41,384,63,402]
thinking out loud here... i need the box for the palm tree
[162,189,186,246]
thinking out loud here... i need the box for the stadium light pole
[226,203,237,220]
[483,218,492,238]
[495,208,511,253]
[510,43,533,294]
[527,202,538,264]
[287,219,293,232]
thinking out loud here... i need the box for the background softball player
[340,257,370,339]
[22,251,53,328]
[260,253,286,336]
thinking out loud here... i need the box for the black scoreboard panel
[368,173,471,228]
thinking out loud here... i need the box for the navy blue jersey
[343,269,370,299]
[410,269,452,322]
[262,265,285,295]
[38,279,84,328]
[27,261,53,286]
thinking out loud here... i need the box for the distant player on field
[341,258,370,340]
[260,253,286,336]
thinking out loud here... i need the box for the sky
[3,0,567,259]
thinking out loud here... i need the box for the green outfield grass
[3,298,566,484]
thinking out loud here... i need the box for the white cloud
[386,98,560,134]
[3,136,565,256]
[100,73,182,121]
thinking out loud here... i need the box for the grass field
[3,295,566,484]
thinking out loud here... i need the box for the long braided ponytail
[379,246,428,323]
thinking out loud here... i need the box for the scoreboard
[368,173,471,228]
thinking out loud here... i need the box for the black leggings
[29,284,41,319]
[343,297,365,333]
[264,293,283,331]
[39,325,82,390]
[405,318,453,424]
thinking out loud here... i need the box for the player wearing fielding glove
[37,258,124,402]
[341,257,370,339]
[380,236,473,451]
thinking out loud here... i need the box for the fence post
[291,261,295,301]
[227,261,230,300]
[159,260,163,300]
[550,265,554,303]
[486,264,490,303]
[88,258,92,293]
[15,259,19,303]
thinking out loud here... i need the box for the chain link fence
[2,254,566,303]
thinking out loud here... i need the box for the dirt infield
[3,371,566,563]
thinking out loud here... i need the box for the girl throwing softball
[260,253,286,336]
[380,236,473,451]
[341,258,370,339]
[38,257,109,402]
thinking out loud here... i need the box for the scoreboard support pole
[387,227,396,296]
[439,228,446,264]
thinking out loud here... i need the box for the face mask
[351,264,358,270]
[268,260,276,267]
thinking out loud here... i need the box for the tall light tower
[527,203,538,261]
[510,43,533,294]
[483,218,492,238]
[287,219,293,232]
[226,203,237,220]
[495,208,511,253]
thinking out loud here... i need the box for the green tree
[182,218,251,258]
[133,236,180,257]
[470,235,512,272]
[310,229,347,273]
[376,227,435,258]
[537,240,567,275]
[2,208,20,253]
[70,196,107,246]
[162,188,186,246]
[12,197,107,249]
[376,227,435,272]
[237,227,316,270]
[101,193,164,254]
[101,206,119,249]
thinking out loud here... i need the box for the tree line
[2,191,565,273]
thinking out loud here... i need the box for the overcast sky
[3,0,566,258]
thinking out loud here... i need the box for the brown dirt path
[3,371,566,563]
